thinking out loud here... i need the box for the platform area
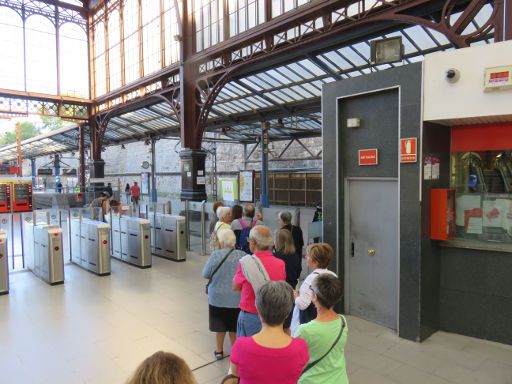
[1,253,511,384]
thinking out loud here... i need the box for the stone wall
[22,136,322,199]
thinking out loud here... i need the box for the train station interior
[1,0,512,383]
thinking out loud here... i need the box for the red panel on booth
[431,189,456,240]
[451,123,512,152]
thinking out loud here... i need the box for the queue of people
[127,202,345,384]
[201,202,346,384]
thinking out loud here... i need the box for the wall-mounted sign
[400,138,417,163]
[37,168,53,176]
[239,170,254,202]
[219,177,238,202]
[484,65,512,91]
[62,168,77,176]
[358,149,378,166]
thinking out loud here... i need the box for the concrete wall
[424,40,512,123]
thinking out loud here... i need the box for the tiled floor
[1,252,512,384]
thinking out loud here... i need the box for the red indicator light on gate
[102,240,108,244]
[53,234,59,237]
[54,246,60,251]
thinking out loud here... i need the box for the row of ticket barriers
[0,211,186,295]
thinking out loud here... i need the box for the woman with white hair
[210,206,232,250]
[202,229,245,360]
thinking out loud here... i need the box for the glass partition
[451,151,512,244]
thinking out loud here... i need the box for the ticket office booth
[431,123,512,345]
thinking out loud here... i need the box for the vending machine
[0,182,11,213]
[11,179,33,212]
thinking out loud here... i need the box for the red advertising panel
[400,137,417,163]
[358,149,378,166]
[11,181,33,212]
[0,183,11,213]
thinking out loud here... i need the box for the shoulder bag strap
[301,316,345,375]
[238,218,248,229]
[207,249,234,285]
[251,254,270,281]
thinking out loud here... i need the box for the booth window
[450,124,512,244]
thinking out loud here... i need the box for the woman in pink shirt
[230,281,309,384]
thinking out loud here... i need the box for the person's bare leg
[228,331,237,345]
[216,332,226,353]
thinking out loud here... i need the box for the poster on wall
[239,170,254,202]
[141,172,150,195]
[219,177,238,202]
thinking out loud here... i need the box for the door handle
[351,241,355,257]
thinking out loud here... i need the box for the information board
[239,170,254,202]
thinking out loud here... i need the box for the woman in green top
[294,273,348,384]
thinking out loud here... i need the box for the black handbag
[299,271,320,324]
[205,249,234,294]
[299,302,318,324]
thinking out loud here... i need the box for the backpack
[238,219,256,254]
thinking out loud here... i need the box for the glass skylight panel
[210,104,232,115]
[239,77,265,92]
[276,65,304,82]
[338,46,367,66]
[325,51,352,71]
[289,84,315,98]
[474,4,493,27]
[352,42,370,58]
[298,82,321,96]
[277,87,302,101]
[150,103,174,115]
[229,82,251,96]
[233,98,257,111]
[404,25,437,49]
[315,54,340,72]
[266,69,291,85]
[262,91,288,104]
[213,102,240,114]
[244,96,268,108]
[257,72,285,88]
[296,59,325,77]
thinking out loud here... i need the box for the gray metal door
[347,179,398,330]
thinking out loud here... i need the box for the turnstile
[24,222,65,285]
[70,218,111,276]
[0,231,8,294]
[110,215,151,268]
[149,214,186,261]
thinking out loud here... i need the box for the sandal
[214,350,224,360]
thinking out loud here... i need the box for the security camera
[445,68,460,83]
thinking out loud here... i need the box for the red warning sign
[358,149,379,166]
[400,138,417,163]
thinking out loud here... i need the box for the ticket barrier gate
[24,222,65,285]
[0,231,8,294]
[110,215,151,268]
[149,214,186,261]
[70,218,111,276]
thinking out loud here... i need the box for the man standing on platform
[130,181,140,207]
[233,225,286,337]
